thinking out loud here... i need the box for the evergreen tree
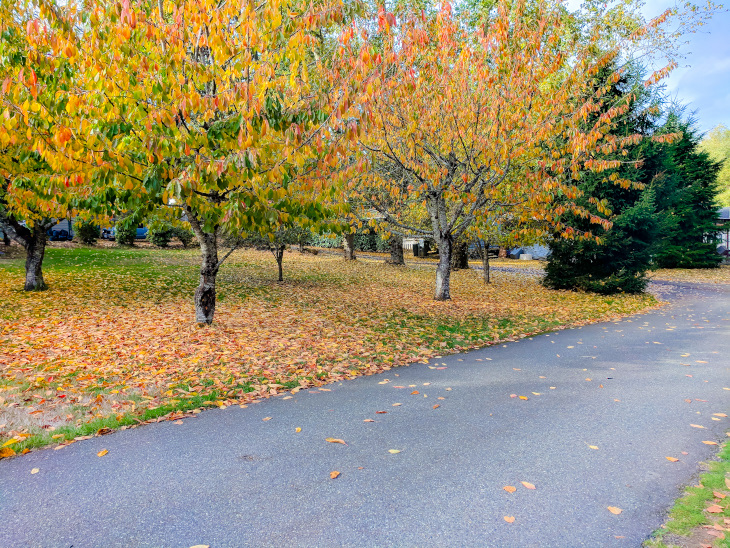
[543,67,659,294]
[646,114,722,269]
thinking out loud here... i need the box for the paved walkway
[1,280,729,547]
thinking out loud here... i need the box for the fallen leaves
[521,481,536,490]
[691,424,706,429]
[702,441,718,445]
[388,449,401,454]
[666,457,679,462]
[432,404,440,409]
[330,471,340,479]
[503,485,517,493]
[30,468,39,474]
[363,419,375,423]
[706,505,724,513]
[325,438,346,445]
[0,247,662,448]
[0,447,16,458]
[295,427,302,433]
[607,506,623,515]
[97,449,108,457]
[262,417,272,421]
[503,516,515,523]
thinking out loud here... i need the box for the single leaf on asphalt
[97,449,108,457]
[295,427,302,433]
[189,545,210,548]
[376,411,388,414]
[411,391,419,395]
[702,441,718,445]
[589,445,599,450]
[433,404,440,409]
[690,424,705,429]
[325,438,346,445]
[174,420,184,425]
[31,468,39,474]
[713,413,727,417]
[503,486,517,493]
[262,417,272,421]
[503,516,515,523]
[707,505,724,513]
[510,394,517,398]
[521,481,536,490]
[363,419,375,422]
[666,457,679,462]
[388,449,401,454]
[519,396,529,400]
[330,471,340,479]
[607,507,622,515]
[392,403,402,407]
[532,392,541,395]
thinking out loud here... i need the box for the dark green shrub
[74,219,99,245]
[173,226,194,247]
[115,218,137,246]
[148,223,174,247]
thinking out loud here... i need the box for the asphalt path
[1,280,729,548]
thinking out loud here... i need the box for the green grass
[646,442,730,547]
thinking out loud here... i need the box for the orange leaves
[503,516,515,523]
[666,457,679,462]
[0,447,16,458]
[330,471,340,479]
[521,481,536,490]
[325,438,347,445]
[503,486,516,493]
[97,449,108,457]
[607,507,623,515]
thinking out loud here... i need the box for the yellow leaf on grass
[325,438,346,445]
[1,439,18,447]
[503,485,516,493]
[330,471,340,479]
[607,506,622,515]
[97,449,108,457]
[521,481,536,490]
[31,468,39,474]
[666,456,679,462]
[503,516,515,523]
[388,449,400,454]
[702,441,718,445]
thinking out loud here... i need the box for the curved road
[1,280,729,547]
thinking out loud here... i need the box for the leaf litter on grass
[0,247,659,451]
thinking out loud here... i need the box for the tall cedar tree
[543,68,660,294]
[646,114,722,268]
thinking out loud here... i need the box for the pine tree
[646,114,722,269]
[543,67,659,294]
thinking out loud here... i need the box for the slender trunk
[343,233,356,260]
[480,241,491,284]
[276,245,285,281]
[434,235,453,300]
[24,229,48,291]
[388,234,405,265]
[3,232,9,247]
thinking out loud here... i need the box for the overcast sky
[566,0,730,134]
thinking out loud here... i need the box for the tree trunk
[343,233,356,260]
[387,234,405,265]
[276,245,285,281]
[434,236,453,300]
[24,229,48,291]
[477,240,491,284]
[186,209,219,325]
[2,232,9,247]
[451,238,469,270]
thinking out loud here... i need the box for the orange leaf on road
[97,449,108,457]
[325,438,346,445]
[330,471,340,479]
[503,516,515,523]
[503,486,516,493]
[666,457,679,462]
[521,481,536,490]
[607,507,622,515]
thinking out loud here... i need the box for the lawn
[0,244,659,454]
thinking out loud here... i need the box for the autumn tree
[353,0,681,300]
[10,0,380,323]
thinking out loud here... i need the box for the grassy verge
[645,441,730,547]
[1,244,660,456]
